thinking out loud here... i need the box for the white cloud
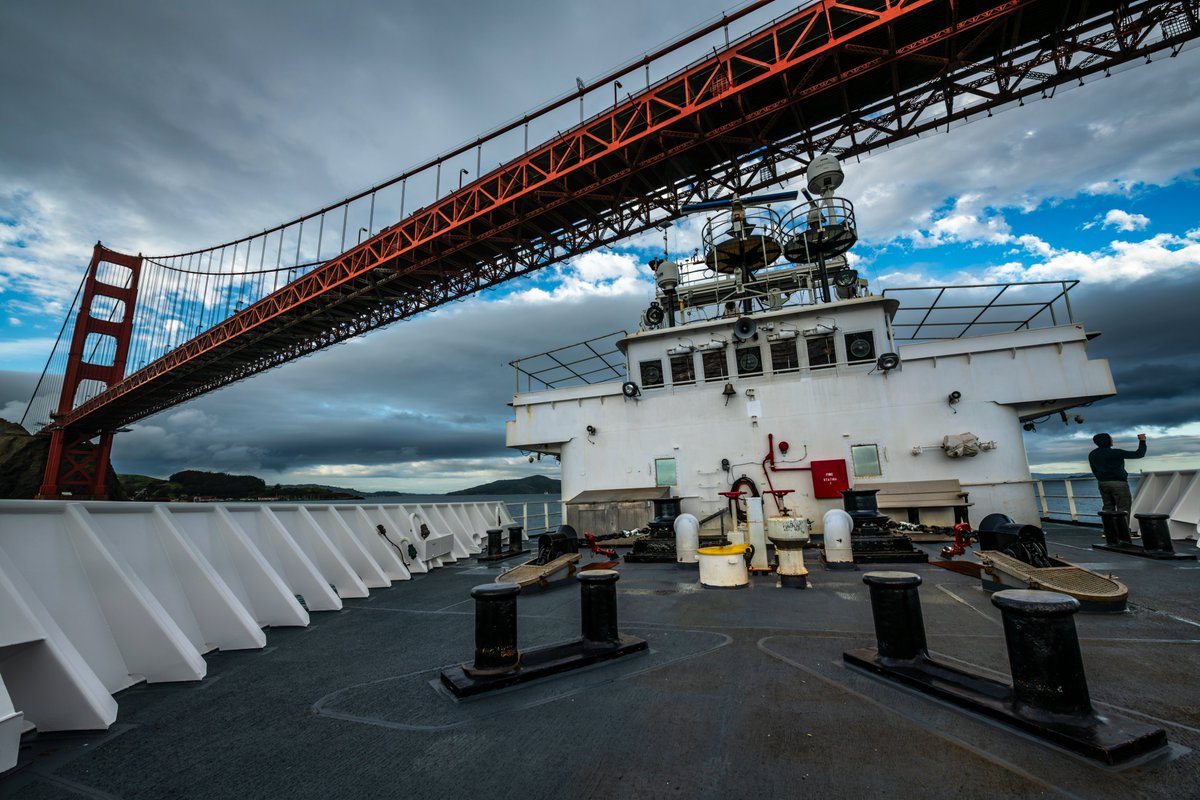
[846,51,1200,246]
[0,336,58,362]
[1101,209,1150,231]
[501,250,653,304]
[985,232,1200,283]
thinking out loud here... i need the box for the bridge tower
[38,244,143,499]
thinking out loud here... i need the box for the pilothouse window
[844,331,877,364]
[670,354,695,385]
[640,360,665,388]
[806,334,836,370]
[770,341,799,373]
[702,350,728,382]
[736,346,763,377]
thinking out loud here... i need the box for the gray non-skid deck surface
[3,525,1199,799]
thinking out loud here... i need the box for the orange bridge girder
[50,0,1199,450]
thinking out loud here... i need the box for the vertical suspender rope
[316,213,324,265]
[294,219,304,278]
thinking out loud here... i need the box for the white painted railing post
[543,502,550,534]
[1036,480,1049,517]
[1064,480,1078,522]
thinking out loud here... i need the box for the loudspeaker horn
[732,316,757,341]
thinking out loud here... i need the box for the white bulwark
[0,498,514,760]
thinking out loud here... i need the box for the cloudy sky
[2,1,1198,492]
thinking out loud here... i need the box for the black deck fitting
[477,527,531,562]
[440,570,647,698]
[1099,509,1134,545]
[844,585,1168,764]
[507,524,526,553]
[578,569,621,646]
[465,582,521,675]
[993,590,1092,716]
[863,572,927,660]
[1093,511,1195,560]
[836,490,928,565]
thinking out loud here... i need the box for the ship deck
[3,522,1198,799]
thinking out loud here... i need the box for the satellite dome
[806,154,844,195]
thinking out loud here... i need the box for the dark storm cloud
[1072,272,1200,430]
[110,287,648,479]
[0,0,737,254]
[1020,269,1200,470]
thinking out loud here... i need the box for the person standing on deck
[1088,432,1147,516]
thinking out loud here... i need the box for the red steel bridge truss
[26,0,1200,497]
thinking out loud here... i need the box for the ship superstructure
[507,157,1115,534]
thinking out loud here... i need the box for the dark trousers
[1098,480,1133,515]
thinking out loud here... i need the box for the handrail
[883,280,1079,341]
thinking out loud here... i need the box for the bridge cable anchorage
[27,0,1200,498]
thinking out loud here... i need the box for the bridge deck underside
[61,0,1184,433]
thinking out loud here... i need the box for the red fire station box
[810,459,850,499]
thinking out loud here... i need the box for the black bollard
[578,569,621,648]
[1136,513,1175,553]
[991,590,1091,718]
[441,572,647,697]
[486,527,504,557]
[1098,510,1133,545]
[507,524,524,552]
[862,571,927,661]
[1097,510,1123,546]
[844,586,1168,764]
[469,582,521,674]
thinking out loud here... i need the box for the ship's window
[851,444,882,477]
[770,340,799,373]
[735,346,763,377]
[655,457,677,487]
[844,331,877,364]
[640,359,665,388]
[670,353,695,385]
[806,334,836,369]
[702,350,728,382]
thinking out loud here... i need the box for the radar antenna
[681,190,797,315]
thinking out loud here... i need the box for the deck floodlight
[876,353,900,371]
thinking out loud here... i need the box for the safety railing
[510,331,628,392]
[884,280,1079,342]
[507,500,565,537]
[1030,476,1134,525]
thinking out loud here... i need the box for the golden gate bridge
[20,0,1200,498]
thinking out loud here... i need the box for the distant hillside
[446,475,560,496]
[119,471,366,500]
